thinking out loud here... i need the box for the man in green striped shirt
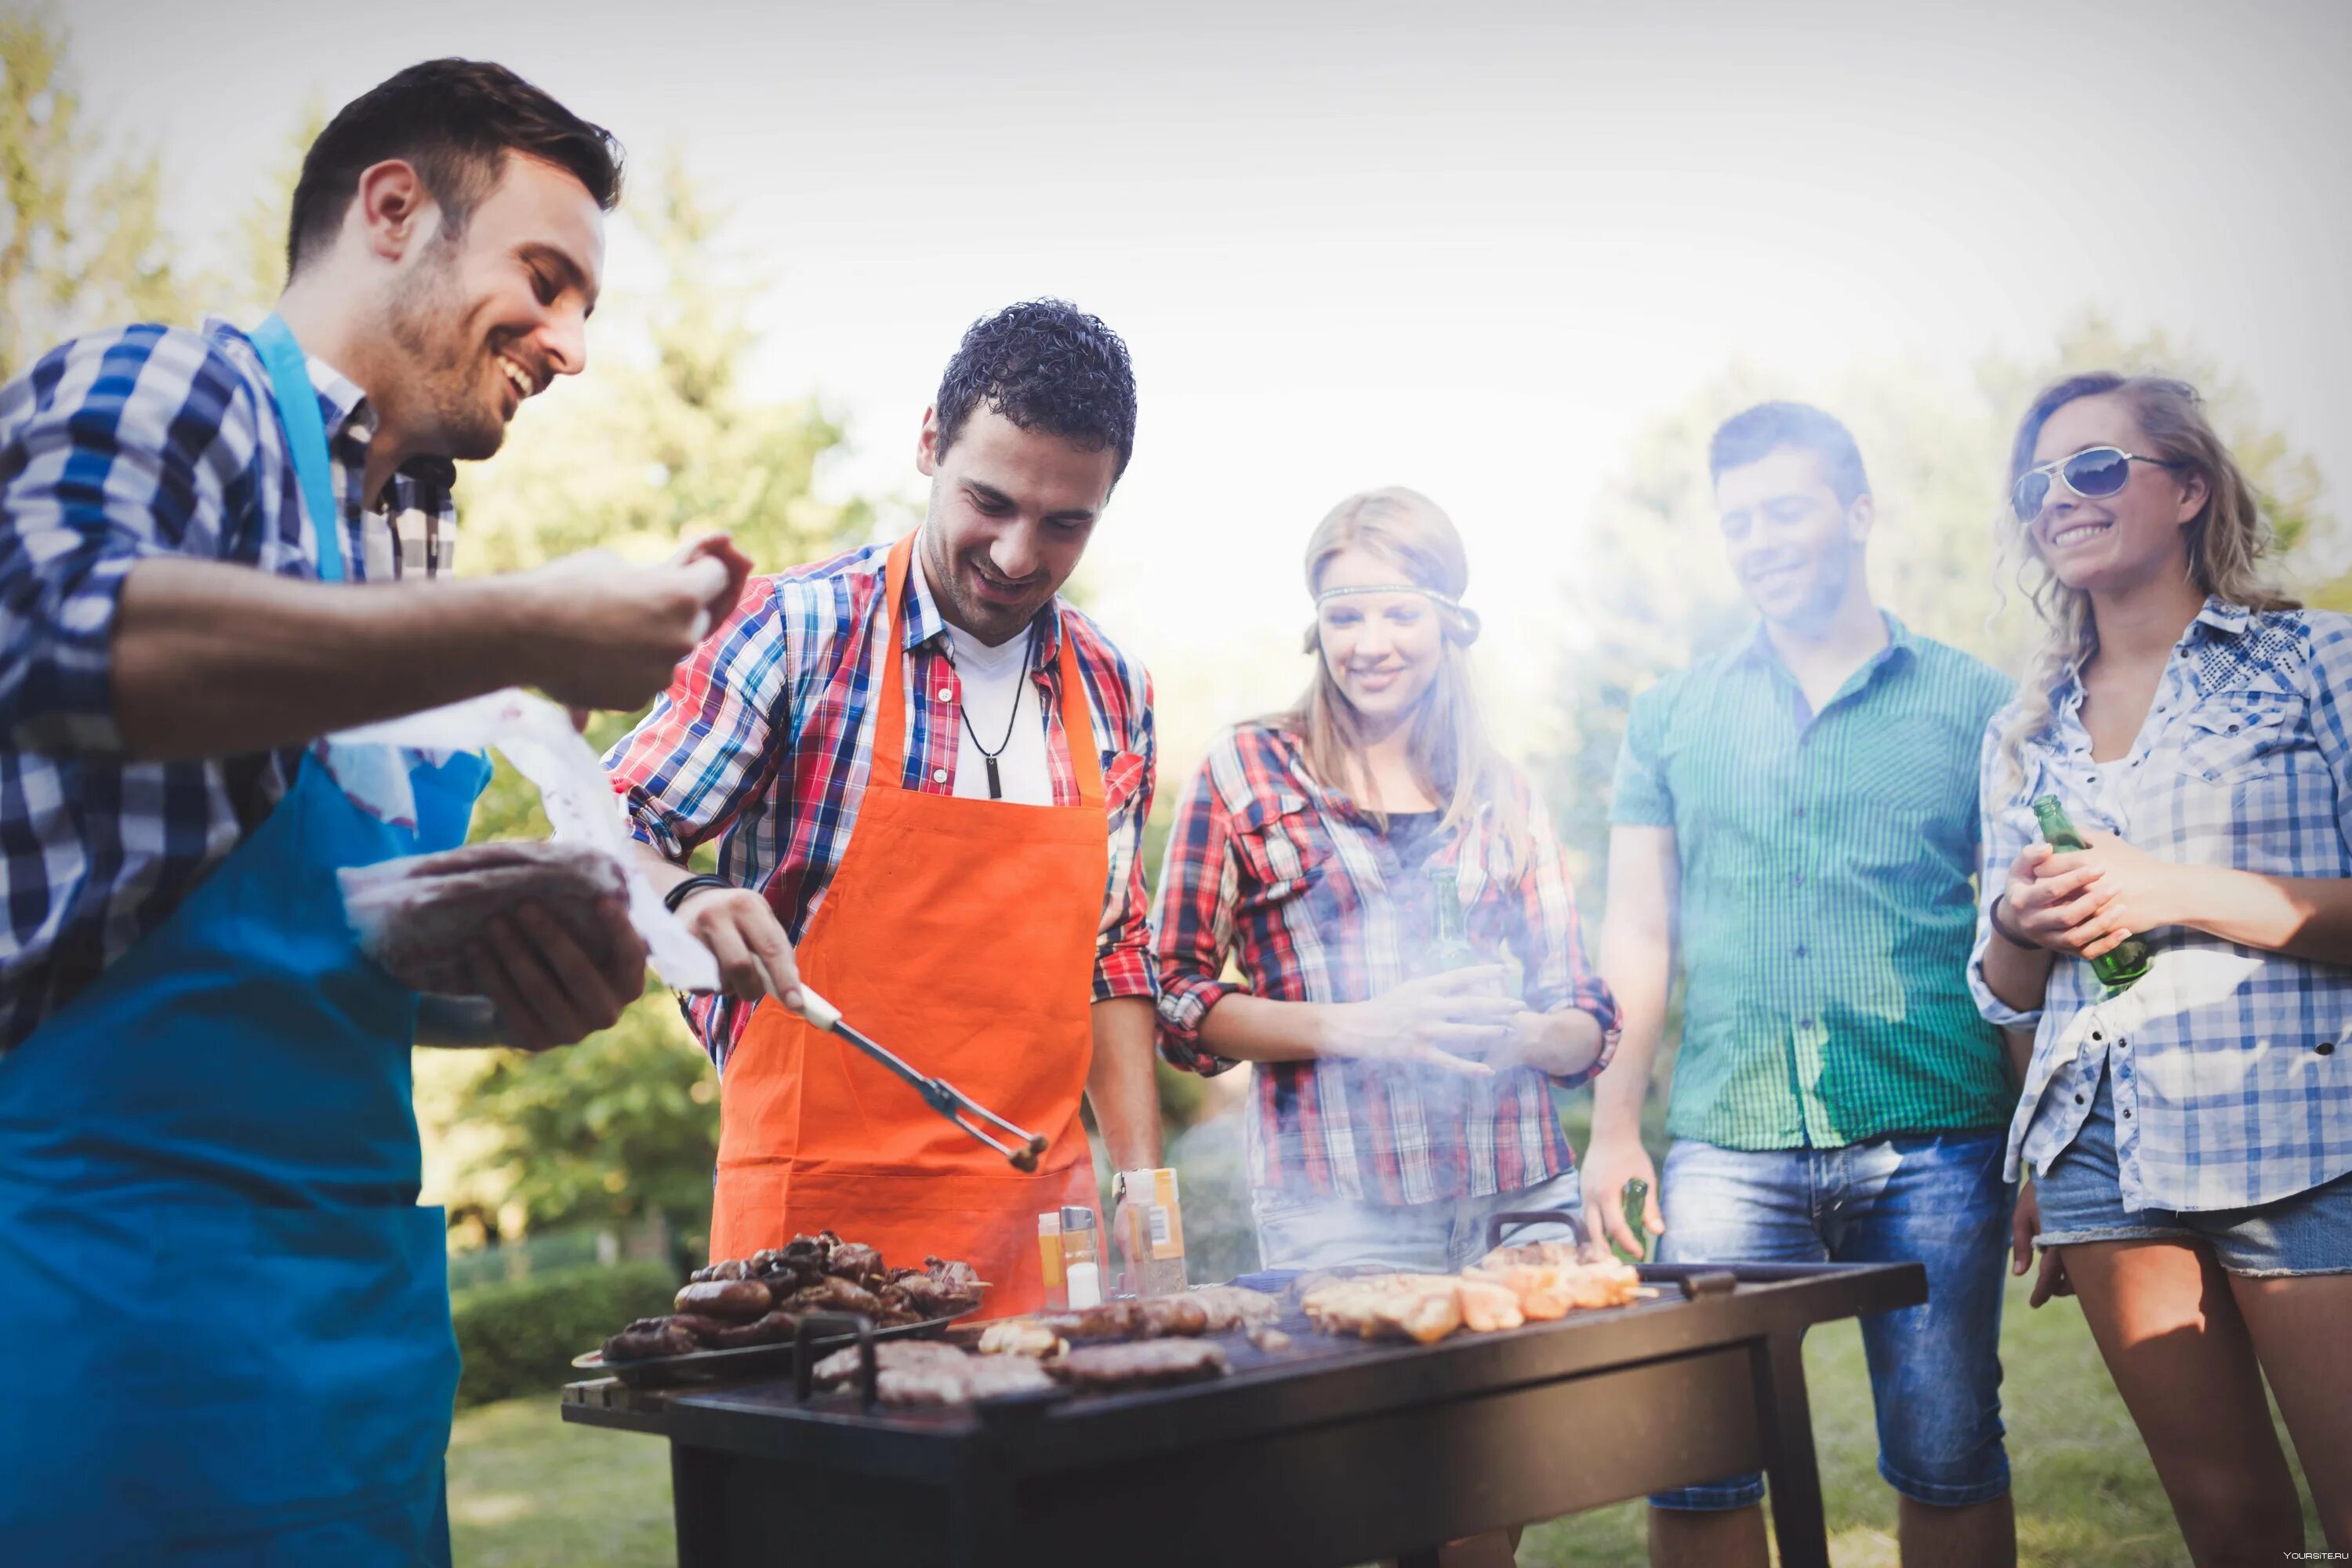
[1588,403,2022,1568]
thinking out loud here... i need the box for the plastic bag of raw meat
[339,839,632,996]
[329,689,720,997]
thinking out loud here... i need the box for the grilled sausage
[675,1279,774,1319]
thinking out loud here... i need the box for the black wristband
[662,873,733,915]
[1987,892,2035,950]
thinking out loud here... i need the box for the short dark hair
[1708,401,1871,506]
[935,299,1138,481]
[286,59,623,276]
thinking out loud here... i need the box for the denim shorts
[1650,1130,2013,1511]
[1251,1168,1585,1274]
[2035,1065,2352,1276]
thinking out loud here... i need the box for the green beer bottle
[1428,866,1478,973]
[2030,795,2151,989]
[1613,1176,1652,1265]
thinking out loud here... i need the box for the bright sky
[67,0,2352,766]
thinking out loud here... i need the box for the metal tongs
[788,986,1049,1171]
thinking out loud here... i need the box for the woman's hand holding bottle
[1319,967,1515,1076]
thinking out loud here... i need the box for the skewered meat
[924,1256,984,1294]
[341,840,630,996]
[977,1320,1065,1359]
[1051,1338,1229,1390]
[1300,1275,1465,1345]
[675,1279,774,1319]
[1245,1325,1293,1352]
[1186,1286,1282,1332]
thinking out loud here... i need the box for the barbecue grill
[564,1236,1923,1568]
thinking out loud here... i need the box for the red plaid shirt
[1154,722,1617,1203]
[606,540,1156,1070]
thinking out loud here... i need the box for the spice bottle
[1059,1205,1102,1308]
[1037,1210,1068,1311]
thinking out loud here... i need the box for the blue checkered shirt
[1971,601,2352,1212]
[0,318,459,1054]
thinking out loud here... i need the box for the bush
[451,1260,681,1409]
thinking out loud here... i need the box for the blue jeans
[1252,1168,1585,1273]
[1651,1131,2013,1510]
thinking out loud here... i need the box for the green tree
[0,9,198,379]
[421,154,874,1244]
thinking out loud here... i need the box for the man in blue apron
[0,60,743,1564]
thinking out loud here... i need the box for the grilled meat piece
[705,1308,801,1348]
[976,1319,1065,1359]
[1245,1325,1293,1352]
[675,1279,774,1319]
[666,1313,735,1345]
[1464,1258,1647,1317]
[1186,1285,1282,1333]
[924,1256,984,1294]
[688,1258,753,1284]
[1300,1274,1465,1345]
[601,1319,702,1363]
[826,1242,886,1285]
[789,1275,885,1316]
[1036,1301,1141,1343]
[810,1340,1051,1405]
[1454,1277,1525,1333]
[1051,1338,1229,1390]
[1133,1296,1211,1337]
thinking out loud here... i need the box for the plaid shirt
[1155,721,1618,1203]
[604,539,1157,1071]
[1972,601,2352,1212]
[0,318,458,1054]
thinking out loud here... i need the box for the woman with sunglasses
[1153,488,1619,1277]
[1973,373,2352,1563]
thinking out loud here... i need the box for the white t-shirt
[917,557,1053,805]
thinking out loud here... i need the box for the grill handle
[1483,1207,1593,1254]
[791,1312,878,1409]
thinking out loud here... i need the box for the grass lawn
[452,1269,2319,1566]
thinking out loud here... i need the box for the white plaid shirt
[1971,601,2352,1212]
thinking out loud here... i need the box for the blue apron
[0,315,488,1565]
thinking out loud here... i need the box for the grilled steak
[1051,1338,1229,1390]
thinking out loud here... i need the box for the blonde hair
[1995,372,2298,780]
[1276,487,1530,862]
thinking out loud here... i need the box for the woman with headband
[1154,487,1620,1273]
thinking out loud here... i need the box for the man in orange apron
[609,300,1163,1314]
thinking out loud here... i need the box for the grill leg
[671,1443,730,1568]
[1754,1330,1829,1568]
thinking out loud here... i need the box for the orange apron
[710,533,1105,1316]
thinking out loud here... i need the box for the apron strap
[874,533,1105,806]
[249,314,347,585]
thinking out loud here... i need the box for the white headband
[1312,583,1481,642]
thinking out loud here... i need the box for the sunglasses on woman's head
[2013,446,2182,521]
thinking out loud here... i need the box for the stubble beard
[385,242,506,463]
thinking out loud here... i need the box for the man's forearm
[1592,915,1671,1143]
[114,557,538,759]
[1087,996,1163,1169]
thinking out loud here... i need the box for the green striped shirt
[1610,615,2013,1150]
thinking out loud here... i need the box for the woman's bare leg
[2230,1271,2352,1551]
[2061,1238,2302,1566]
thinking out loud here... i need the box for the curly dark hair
[934,299,1138,481]
[287,58,623,277]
